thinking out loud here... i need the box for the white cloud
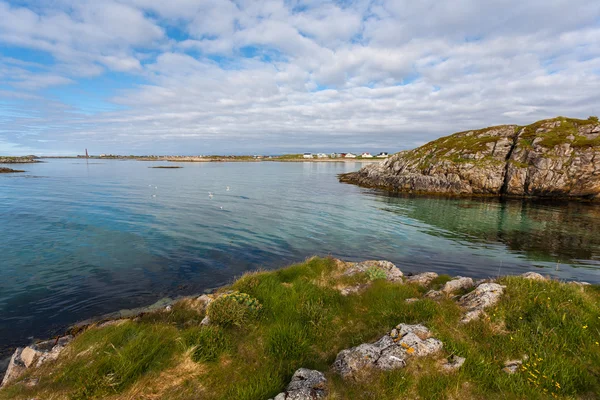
[0,0,599,155]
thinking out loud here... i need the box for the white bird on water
[226,186,230,191]
[208,192,213,199]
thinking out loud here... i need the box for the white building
[303,153,314,159]
[316,153,328,158]
[377,152,389,158]
[345,153,357,158]
[361,152,374,158]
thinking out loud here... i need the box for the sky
[0,0,599,156]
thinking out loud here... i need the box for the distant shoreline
[37,156,385,163]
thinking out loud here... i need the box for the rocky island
[340,117,600,200]
[1,257,598,400]
[0,156,39,164]
[0,168,25,173]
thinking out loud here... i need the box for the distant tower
[85,149,89,158]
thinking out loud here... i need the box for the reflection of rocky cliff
[341,117,600,200]
[376,195,600,264]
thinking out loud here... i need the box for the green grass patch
[2,257,599,400]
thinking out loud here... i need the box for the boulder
[333,324,442,380]
[343,260,404,282]
[459,283,505,323]
[269,368,328,400]
[406,272,438,286]
[521,272,547,281]
[503,360,522,374]
[442,277,474,294]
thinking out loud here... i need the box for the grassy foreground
[1,257,599,400]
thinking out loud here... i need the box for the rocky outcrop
[406,272,439,286]
[269,369,328,400]
[459,283,505,323]
[332,324,442,380]
[343,260,404,282]
[0,156,39,164]
[0,168,25,173]
[1,336,73,387]
[340,117,600,200]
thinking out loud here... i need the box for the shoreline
[1,258,594,379]
[1,257,598,399]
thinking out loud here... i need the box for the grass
[1,257,599,400]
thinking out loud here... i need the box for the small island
[340,116,600,201]
[0,168,25,173]
[0,156,40,164]
[150,166,183,169]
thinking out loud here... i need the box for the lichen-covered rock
[521,272,547,281]
[406,272,439,286]
[344,260,403,282]
[340,117,600,200]
[269,368,328,400]
[333,324,442,380]
[442,277,474,294]
[1,336,73,388]
[459,283,505,323]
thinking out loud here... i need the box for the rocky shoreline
[1,258,593,397]
[340,117,600,200]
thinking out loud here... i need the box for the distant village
[301,152,389,159]
[86,152,391,160]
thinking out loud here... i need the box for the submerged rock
[340,117,600,200]
[333,324,442,380]
[269,368,328,400]
[406,272,439,286]
[459,283,505,323]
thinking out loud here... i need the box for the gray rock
[442,355,466,371]
[1,336,74,388]
[333,324,442,380]
[200,315,211,326]
[459,283,505,323]
[424,290,443,299]
[268,368,327,400]
[406,272,438,286]
[521,272,547,281]
[344,260,404,282]
[1,348,25,388]
[405,298,419,303]
[503,359,522,374]
[442,277,474,294]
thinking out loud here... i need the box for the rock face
[0,167,25,173]
[269,368,328,400]
[340,117,600,200]
[1,336,73,387]
[406,272,438,286]
[333,324,442,380]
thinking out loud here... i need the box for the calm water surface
[1,159,600,366]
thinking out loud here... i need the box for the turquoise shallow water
[1,159,600,363]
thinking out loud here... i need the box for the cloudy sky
[0,0,599,155]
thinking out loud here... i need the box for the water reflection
[374,194,600,267]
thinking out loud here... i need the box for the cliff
[340,117,600,199]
